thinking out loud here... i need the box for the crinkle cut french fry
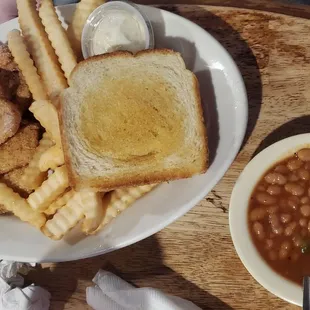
[7,30,47,101]
[94,184,157,233]
[29,100,61,146]
[79,191,105,234]
[16,0,67,100]
[112,184,158,212]
[67,0,105,60]
[42,192,84,240]
[27,165,69,211]
[21,132,54,190]
[0,183,45,229]
[39,0,77,79]
[44,189,75,216]
[39,145,64,172]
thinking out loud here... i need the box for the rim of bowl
[229,133,310,306]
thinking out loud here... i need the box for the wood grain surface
[138,0,310,19]
[24,4,310,310]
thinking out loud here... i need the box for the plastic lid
[81,1,155,59]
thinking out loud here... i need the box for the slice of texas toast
[60,49,208,191]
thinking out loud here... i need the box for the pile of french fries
[0,0,157,240]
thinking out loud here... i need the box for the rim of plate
[0,4,248,262]
[229,134,310,306]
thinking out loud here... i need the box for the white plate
[0,4,247,262]
[229,134,310,306]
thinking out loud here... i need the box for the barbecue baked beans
[248,148,310,285]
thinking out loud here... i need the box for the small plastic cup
[81,0,154,59]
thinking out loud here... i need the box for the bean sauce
[248,148,310,286]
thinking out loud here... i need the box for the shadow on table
[161,5,262,151]
[25,235,232,310]
[252,115,310,157]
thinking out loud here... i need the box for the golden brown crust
[0,44,18,71]
[0,44,32,110]
[192,73,209,173]
[0,204,10,215]
[15,71,32,112]
[61,49,208,190]
[0,69,20,101]
[1,166,33,198]
[0,99,22,145]
[0,122,40,174]
[72,165,207,191]
[69,49,181,83]
[58,103,75,187]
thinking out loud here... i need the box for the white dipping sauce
[92,9,146,54]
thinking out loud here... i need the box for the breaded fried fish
[15,71,32,111]
[0,44,32,110]
[0,122,40,174]
[0,204,10,215]
[1,166,33,198]
[0,98,21,145]
[0,44,17,71]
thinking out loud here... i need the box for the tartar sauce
[81,1,154,59]
[92,9,146,55]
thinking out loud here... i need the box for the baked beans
[298,169,310,181]
[269,214,283,235]
[269,251,277,261]
[301,196,310,204]
[293,235,302,247]
[288,173,299,182]
[280,213,291,224]
[264,172,287,185]
[267,185,281,196]
[279,199,288,208]
[287,196,300,210]
[249,208,266,221]
[256,192,277,205]
[299,218,307,227]
[248,148,310,285]
[257,185,266,191]
[267,205,279,214]
[284,183,304,196]
[297,149,310,162]
[287,159,303,171]
[266,239,273,249]
[284,222,296,236]
[301,205,310,217]
[274,165,290,174]
[253,222,264,239]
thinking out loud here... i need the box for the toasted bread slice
[60,49,208,191]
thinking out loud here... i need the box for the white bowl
[229,133,310,306]
[0,4,247,262]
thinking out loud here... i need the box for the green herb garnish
[301,240,310,254]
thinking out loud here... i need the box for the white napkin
[0,261,50,310]
[86,270,202,310]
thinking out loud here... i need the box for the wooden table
[25,2,310,309]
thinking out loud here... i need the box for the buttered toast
[60,49,208,191]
